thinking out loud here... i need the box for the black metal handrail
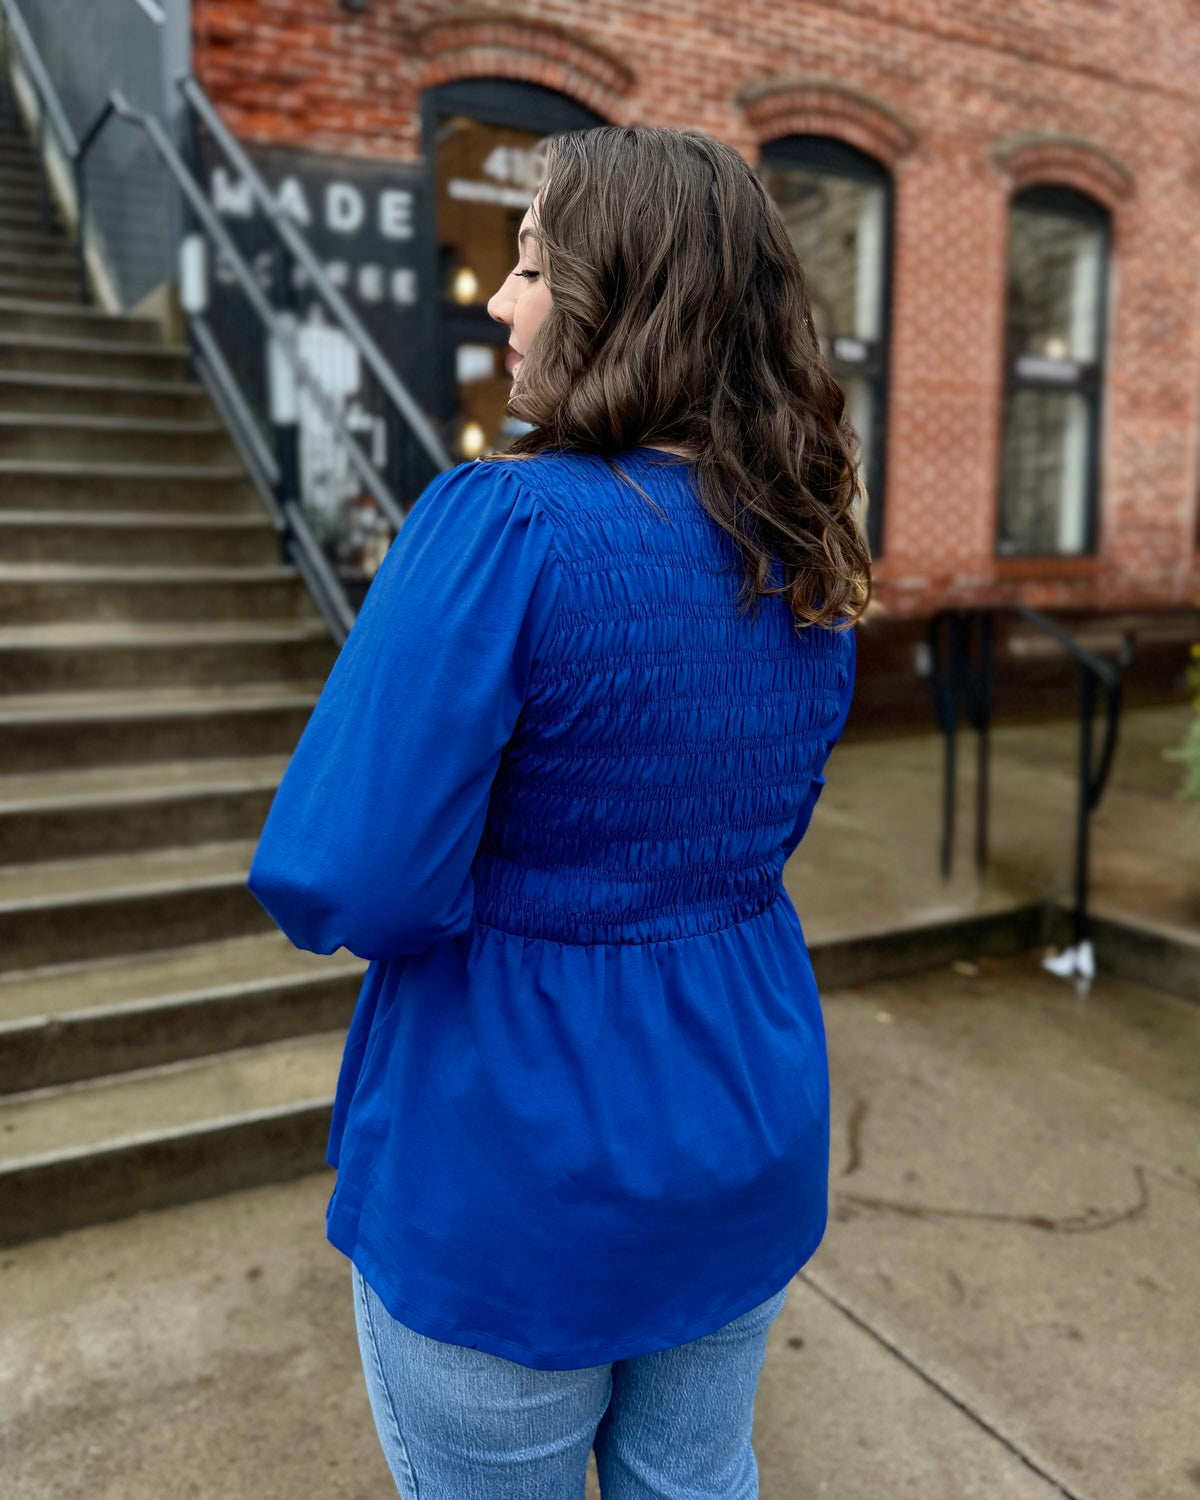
[0,0,452,644]
[928,604,1123,953]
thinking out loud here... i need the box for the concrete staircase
[0,125,363,1247]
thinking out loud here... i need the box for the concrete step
[0,616,335,693]
[0,838,273,970]
[0,202,61,236]
[0,196,61,229]
[0,412,238,464]
[0,752,290,864]
[0,509,281,565]
[0,162,50,188]
[0,243,76,277]
[0,561,321,624]
[0,930,361,1098]
[0,160,41,187]
[0,270,81,302]
[0,297,161,345]
[0,370,210,418]
[0,460,260,512]
[0,222,71,256]
[0,136,38,164]
[0,157,40,184]
[0,931,363,1092]
[0,186,41,214]
[0,331,187,380]
[0,682,321,774]
[0,1030,342,1246]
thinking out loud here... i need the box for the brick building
[190,0,1200,662]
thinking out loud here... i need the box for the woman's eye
[515,269,540,282]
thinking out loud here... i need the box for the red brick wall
[192,0,1200,621]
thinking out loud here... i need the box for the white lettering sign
[447,177,533,208]
[211,167,253,219]
[209,159,421,312]
[1014,354,1081,384]
[481,145,538,189]
[379,189,414,241]
[357,264,383,302]
[391,268,417,306]
[275,176,313,227]
[326,182,365,235]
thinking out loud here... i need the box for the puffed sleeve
[781,623,857,860]
[246,460,558,959]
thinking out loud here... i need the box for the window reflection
[1007,203,1103,364]
[435,116,544,305]
[759,138,890,556]
[761,169,885,346]
[434,114,546,458]
[1001,387,1091,553]
[998,187,1108,556]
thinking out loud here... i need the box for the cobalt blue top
[247,447,857,1371]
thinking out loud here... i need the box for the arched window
[758,136,892,557]
[998,185,1110,556]
[422,79,604,459]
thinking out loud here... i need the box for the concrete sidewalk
[2,704,1197,1499]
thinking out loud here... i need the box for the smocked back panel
[471,453,852,945]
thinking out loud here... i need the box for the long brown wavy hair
[490,124,873,631]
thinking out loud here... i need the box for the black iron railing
[928,605,1123,963]
[0,0,451,643]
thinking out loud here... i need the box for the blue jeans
[352,1261,788,1499]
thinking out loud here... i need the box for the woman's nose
[487,287,512,327]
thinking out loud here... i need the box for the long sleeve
[781,623,857,861]
[246,459,558,960]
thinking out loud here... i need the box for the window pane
[842,376,873,461]
[842,374,874,534]
[759,166,886,343]
[998,386,1091,554]
[1007,206,1104,363]
[760,156,887,548]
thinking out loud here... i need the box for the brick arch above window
[991,133,1135,211]
[410,11,633,121]
[736,76,916,169]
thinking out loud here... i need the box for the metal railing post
[73,153,89,303]
[1073,664,1097,949]
[929,611,960,880]
[177,93,203,382]
[931,602,1122,988]
[964,609,994,877]
[268,240,301,563]
[34,94,51,225]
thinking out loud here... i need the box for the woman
[247,124,871,1499]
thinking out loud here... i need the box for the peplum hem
[323,893,832,1368]
[335,1213,826,1371]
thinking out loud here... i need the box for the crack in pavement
[841,1096,868,1177]
[833,1164,1149,1234]
[835,1094,1151,1233]
[798,1270,1094,1500]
